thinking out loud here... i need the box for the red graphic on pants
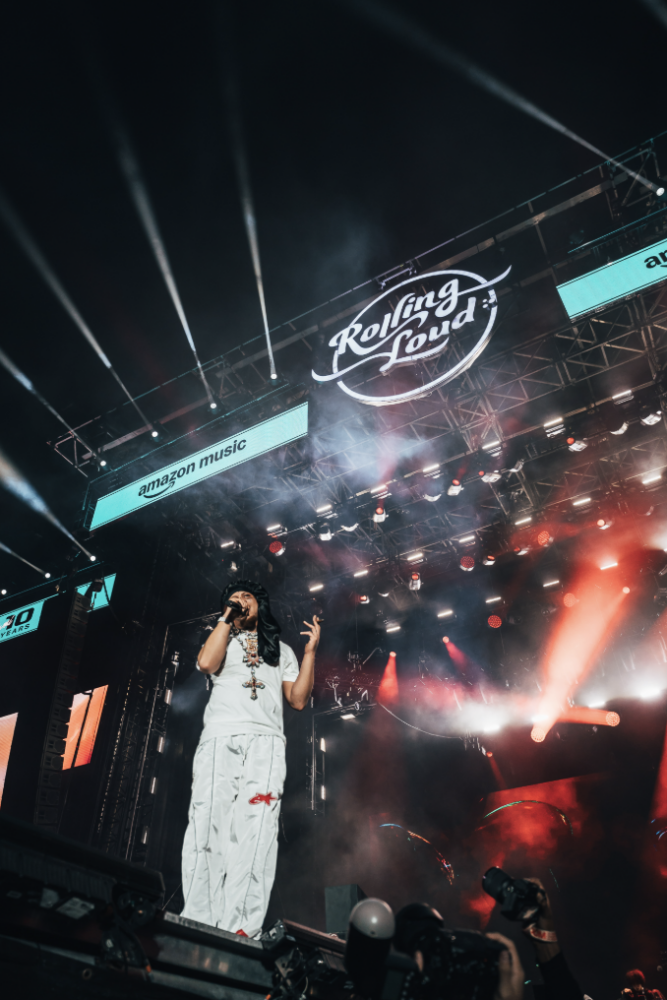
[249,792,278,806]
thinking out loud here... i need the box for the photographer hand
[523,878,559,962]
[486,934,524,1000]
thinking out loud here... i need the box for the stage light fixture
[269,539,285,556]
[99,459,107,467]
[267,523,282,533]
[458,534,475,544]
[486,596,501,604]
[423,463,440,474]
[320,738,326,752]
[409,571,421,591]
[309,583,324,592]
[90,556,96,562]
[563,592,577,607]
[424,477,444,501]
[354,569,368,577]
[442,635,450,643]
[487,614,502,628]
[567,435,588,452]
[437,609,453,618]
[210,402,217,409]
[45,572,51,579]
[658,187,666,196]
[544,416,564,438]
[477,470,485,477]
[543,579,559,588]
[339,503,360,531]
[316,503,332,514]
[481,470,501,484]
[460,555,475,572]
[531,726,547,743]
[572,497,591,507]
[640,402,662,426]
[358,594,370,604]
[601,401,628,436]
[613,389,633,404]
[600,561,618,570]
[537,530,551,546]
[482,555,496,566]
[371,483,388,495]
[220,540,235,548]
[373,500,387,523]
[341,713,355,720]
[642,472,662,485]
[482,440,502,458]
[151,430,159,438]
[515,516,532,526]
[597,517,612,529]
[386,624,401,633]
[515,546,530,555]
[318,522,333,541]
[407,551,423,562]
[606,711,620,726]
[622,586,630,594]
[447,479,463,496]
[1,589,6,595]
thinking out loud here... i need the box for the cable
[340,0,663,196]
[378,701,463,738]
[0,345,100,465]
[0,188,155,429]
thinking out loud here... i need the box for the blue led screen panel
[0,599,48,644]
[556,237,667,320]
[76,573,117,611]
[89,403,309,530]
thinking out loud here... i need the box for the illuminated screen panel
[62,686,108,770]
[0,712,18,807]
[556,236,667,320]
[75,573,117,610]
[89,402,309,530]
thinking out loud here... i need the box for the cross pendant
[243,675,265,700]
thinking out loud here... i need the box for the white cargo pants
[181,733,286,938]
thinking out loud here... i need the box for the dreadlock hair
[220,579,282,666]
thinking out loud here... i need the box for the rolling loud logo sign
[312,266,512,406]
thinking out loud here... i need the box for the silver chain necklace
[232,628,265,700]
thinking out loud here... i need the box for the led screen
[89,402,309,530]
[62,686,108,770]
[75,573,117,610]
[0,712,18,807]
[556,236,667,319]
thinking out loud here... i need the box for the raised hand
[300,616,321,653]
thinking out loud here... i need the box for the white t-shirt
[199,632,300,742]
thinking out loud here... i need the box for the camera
[344,900,505,1000]
[482,866,541,923]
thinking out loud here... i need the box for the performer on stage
[181,580,320,938]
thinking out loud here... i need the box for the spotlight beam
[639,0,667,32]
[0,189,154,429]
[0,446,95,561]
[342,0,660,195]
[109,120,216,406]
[0,540,48,577]
[0,346,98,473]
[221,22,278,380]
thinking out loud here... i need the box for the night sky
[0,0,666,583]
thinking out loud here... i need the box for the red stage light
[359,594,370,604]
[460,555,475,571]
[531,726,546,743]
[487,614,502,628]
[269,539,285,556]
[567,437,575,445]
[478,470,485,476]
[563,593,577,607]
[452,479,460,486]
[537,530,550,546]
[606,711,620,727]
[622,586,630,594]
[597,518,605,527]
[442,636,450,644]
